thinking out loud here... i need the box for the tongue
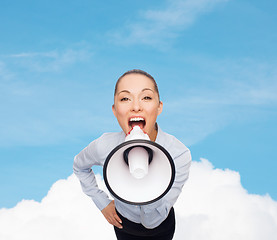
[130,121,144,129]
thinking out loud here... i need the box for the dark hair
[114,69,160,101]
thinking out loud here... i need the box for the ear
[112,104,117,117]
[157,101,163,116]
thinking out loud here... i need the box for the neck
[149,123,158,142]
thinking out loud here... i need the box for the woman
[73,69,191,240]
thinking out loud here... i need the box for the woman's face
[112,73,163,141]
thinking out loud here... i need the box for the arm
[73,141,111,210]
[73,137,122,228]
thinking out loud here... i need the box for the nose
[131,99,142,112]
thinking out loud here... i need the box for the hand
[101,200,123,229]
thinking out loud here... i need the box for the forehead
[116,73,155,93]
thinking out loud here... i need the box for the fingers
[108,214,122,229]
[113,214,123,229]
[101,201,123,229]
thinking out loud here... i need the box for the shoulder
[157,129,191,160]
[92,131,125,148]
[96,131,125,143]
[88,131,125,159]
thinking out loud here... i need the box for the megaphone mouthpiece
[125,125,150,141]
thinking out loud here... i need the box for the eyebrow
[118,88,154,95]
[142,88,154,93]
[118,90,130,95]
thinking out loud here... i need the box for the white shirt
[73,126,191,229]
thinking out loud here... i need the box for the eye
[143,96,152,100]
[120,97,129,102]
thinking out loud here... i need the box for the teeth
[130,117,145,122]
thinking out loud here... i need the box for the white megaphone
[103,126,175,205]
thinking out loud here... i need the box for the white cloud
[0,175,114,240]
[174,159,277,240]
[1,159,276,240]
[110,0,229,47]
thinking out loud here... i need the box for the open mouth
[129,117,146,130]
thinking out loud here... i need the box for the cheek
[115,105,128,120]
[149,103,161,115]
[145,107,159,121]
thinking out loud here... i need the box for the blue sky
[0,0,276,208]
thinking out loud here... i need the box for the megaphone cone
[103,126,175,205]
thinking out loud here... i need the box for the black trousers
[114,208,175,240]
